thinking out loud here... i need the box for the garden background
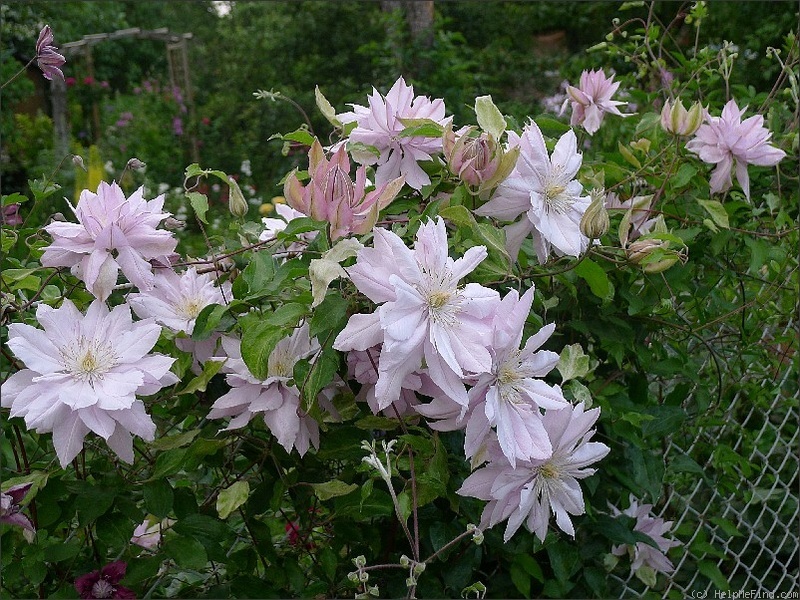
[1,1,798,599]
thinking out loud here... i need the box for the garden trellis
[50,27,198,161]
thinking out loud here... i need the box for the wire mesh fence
[611,257,798,597]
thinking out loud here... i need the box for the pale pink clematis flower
[333,218,499,411]
[41,182,178,301]
[685,99,785,200]
[338,76,450,190]
[284,139,404,240]
[130,516,175,550]
[464,288,569,468]
[1,300,178,467]
[611,494,682,575]
[564,69,631,135]
[457,402,609,542]
[1,483,35,533]
[476,121,590,263]
[128,267,232,373]
[207,327,321,456]
[346,346,421,417]
[35,25,66,82]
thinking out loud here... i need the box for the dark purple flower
[0,483,35,532]
[1,204,23,227]
[35,25,66,82]
[74,561,136,599]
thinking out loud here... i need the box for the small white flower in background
[610,494,682,577]
[240,159,252,177]
[1,300,178,467]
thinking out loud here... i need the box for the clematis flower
[74,561,135,599]
[128,267,232,373]
[338,76,450,190]
[284,139,404,240]
[611,494,682,576]
[334,218,499,410]
[564,69,631,135]
[35,25,66,82]
[476,121,590,263]
[41,182,178,301]
[1,203,23,227]
[1,300,178,467]
[0,483,35,533]
[457,402,609,542]
[464,288,569,468]
[660,99,704,137]
[685,99,785,200]
[207,327,322,456]
[130,516,175,550]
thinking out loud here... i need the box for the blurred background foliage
[2,0,797,201]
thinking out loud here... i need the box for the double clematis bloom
[284,139,404,240]
[611,494,682,577]
[564,69,631,135]
[41,182,178,301]
[458,402,609,542]
[129,267,232,372]
[334,218,499,410]
[476,121,590,263]
[35,25,66,82]
[685,99,785,200]
[1,300,178,467]
[207,327,321,456]
[338,76,450,190]
[464,288,569,468]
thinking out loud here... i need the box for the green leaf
[1,471,49,500]
[347,141,381,160]
[95,512,134,548]
[43,539,82,562]
[173,514,230,549]
[149,448,189,480]
[121,556,163,586]
[475,95,507,139]
[397,118,445,138]
[242,252,277,297]
[574,258,613,300]
[309,293,349,339]
[558,344,591,382]
[510,563,531,598]
[217,481,250,519]
[515,554,544,583]
[186,191,209,223]
[295,347,339,412]
[533,116,571,136]
[698,199,729,229]
[28,177,61,202]
[439,204,478,229]
[150,430,200,451]
[475,223,511,271]
[144,479,174,519]
[283,127,315,147]
[165,536,208,570]
[315,86,341,127]
[177,358,226,395]
[241,322,287,380]
[618,142,641,168]
[191,304,231,341]
[184,163,207,179]
[310,480,358,501]
[698,560,729,590]
[2,192,29,206]
[1,229,17,253]
[670,163,697,188]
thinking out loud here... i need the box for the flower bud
[227,176,249,218]
[359,571,369,583]
[348,572,360,583]
[580,189,610,239]
[352,555,367,568]
[412,562,426,576]
[660,99,704,136]
[626,239,668,265]
[72,154,87,171]
[126,157,147,171]
[163,217,185,230]
[399,555,411,567]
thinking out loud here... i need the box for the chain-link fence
[612,262,798,597]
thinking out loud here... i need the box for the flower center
[91,579,115,599]
[538,461,561,480]
[61,336,119,385]
[464,137,491,171]
[268,347,294,379]
[543,182,574,214]
[176,297,205,320]
[428,290,452,309]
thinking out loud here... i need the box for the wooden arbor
[51,28,198,161]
